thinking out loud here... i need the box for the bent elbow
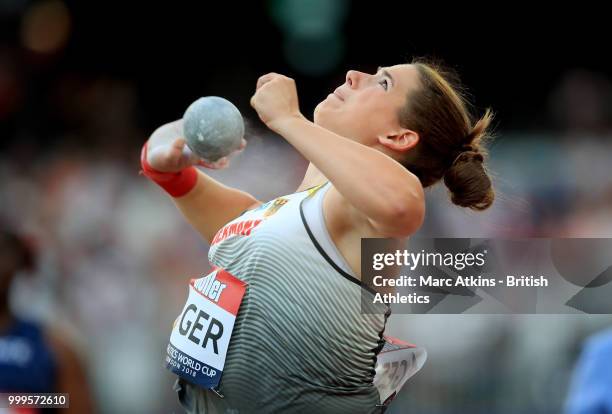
[375,195,425,238]
[394,200,425,236]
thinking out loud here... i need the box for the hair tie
[451,144,482,166]
[461,143,475,152]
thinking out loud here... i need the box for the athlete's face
[314,64,421,146]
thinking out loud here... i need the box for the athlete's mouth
[333,88,345,101]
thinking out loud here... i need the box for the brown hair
[399,58,495,211]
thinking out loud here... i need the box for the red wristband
[140,142,198,198]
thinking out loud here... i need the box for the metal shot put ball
[183,96,245,162]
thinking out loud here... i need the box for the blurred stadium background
[1,1,611,413]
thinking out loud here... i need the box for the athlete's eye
[379,78,389,91]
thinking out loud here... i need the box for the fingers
[198,157,229,170]
[172,137,186,150]
[238,138,247,151]
[256,73,278,90]
[190,139,245,170]
[252,73,282,109]
[181,144,200,165]
[255,72,296,94]
[253,73,277,109]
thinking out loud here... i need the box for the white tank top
[193,182,390,413]
[301,181,355,276]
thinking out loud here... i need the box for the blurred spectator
[565,329,612,414]
[0,227,94,413]
[549,69,612,135]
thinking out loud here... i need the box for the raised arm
[143,120,260,243]
[250,74,424,238]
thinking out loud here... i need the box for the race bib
[166,268,246,389]
[374,336,427,406]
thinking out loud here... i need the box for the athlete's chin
[313,101,336,126]
[313,103,325,125]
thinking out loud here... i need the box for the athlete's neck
[296,163,328,192]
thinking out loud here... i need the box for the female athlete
[141,58,494,413]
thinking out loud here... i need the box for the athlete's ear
[377,129,419,152]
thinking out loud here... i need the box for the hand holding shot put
[141,96,257,243]
[146,97,247,173]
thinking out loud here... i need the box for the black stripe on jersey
[299,196,379,297]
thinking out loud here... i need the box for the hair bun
[444,150,493,211]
